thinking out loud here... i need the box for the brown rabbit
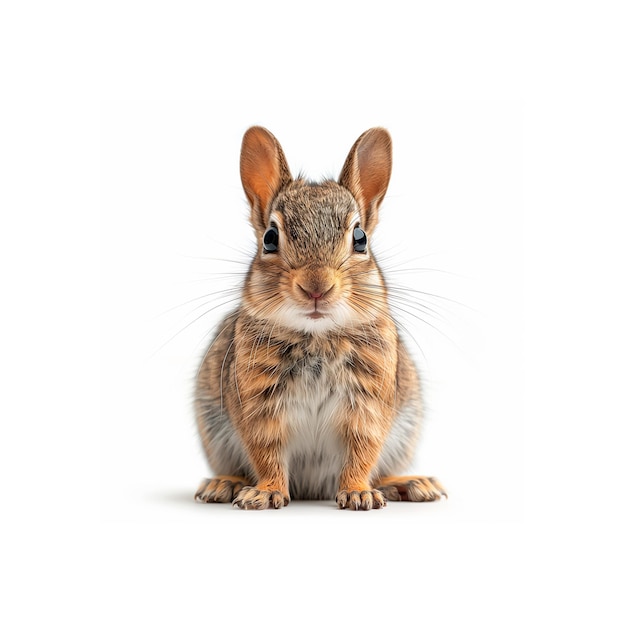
[194,126,446,510]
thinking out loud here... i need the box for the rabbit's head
[240,126,392,335]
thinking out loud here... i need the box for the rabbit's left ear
[240,126,293,236]
[339,128,392,232]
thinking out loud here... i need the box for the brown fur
[194,127,446,510]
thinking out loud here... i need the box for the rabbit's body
[194,128,446,510]
[196,306,423,501]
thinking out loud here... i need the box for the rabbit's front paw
[232,486,290,510]
[335,489,387,511]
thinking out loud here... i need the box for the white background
[2,2,625,625]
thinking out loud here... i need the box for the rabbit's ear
[339,128,392,232]
[240,126,292,234]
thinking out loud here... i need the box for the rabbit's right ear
[240,126,292,234]
[339,128,392,233]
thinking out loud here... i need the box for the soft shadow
[145,489,197,507]
[144,490,346,512]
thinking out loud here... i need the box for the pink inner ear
[340,128,392,230]
[240,127,292,232]
[240,128,281,209]
[356,132,392,206]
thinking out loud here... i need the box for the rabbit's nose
[297,284,335,301]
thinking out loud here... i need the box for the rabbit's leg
[230,414,291,510]
[227,335,292,510]
[374,475,447,502]
[231,441,290,509]
[335,416,390,511]
[194,475,251,503]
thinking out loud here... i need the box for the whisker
[175,254,251,265]
[194,313,238,378]
[382,266,463,278]
[220,337,236,415]
[155,288,242,318]
[352,285,448,323]
[182,272,248,283]
[349,271,473,313]
[151,295,242,357]
[344,296,428,366]
[382,301,460,352]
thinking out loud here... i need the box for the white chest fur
[284,359,346,499]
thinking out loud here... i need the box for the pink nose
[297,284,334,301]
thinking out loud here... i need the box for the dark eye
[353,227,367,253]
[263,225,279,253]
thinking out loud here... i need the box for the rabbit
[194,125,446,510]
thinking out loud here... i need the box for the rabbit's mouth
[268,299,353,334]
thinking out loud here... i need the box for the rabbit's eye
[263,225,279,253]
[353,227,367,253]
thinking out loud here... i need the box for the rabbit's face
[243,180,385,335]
